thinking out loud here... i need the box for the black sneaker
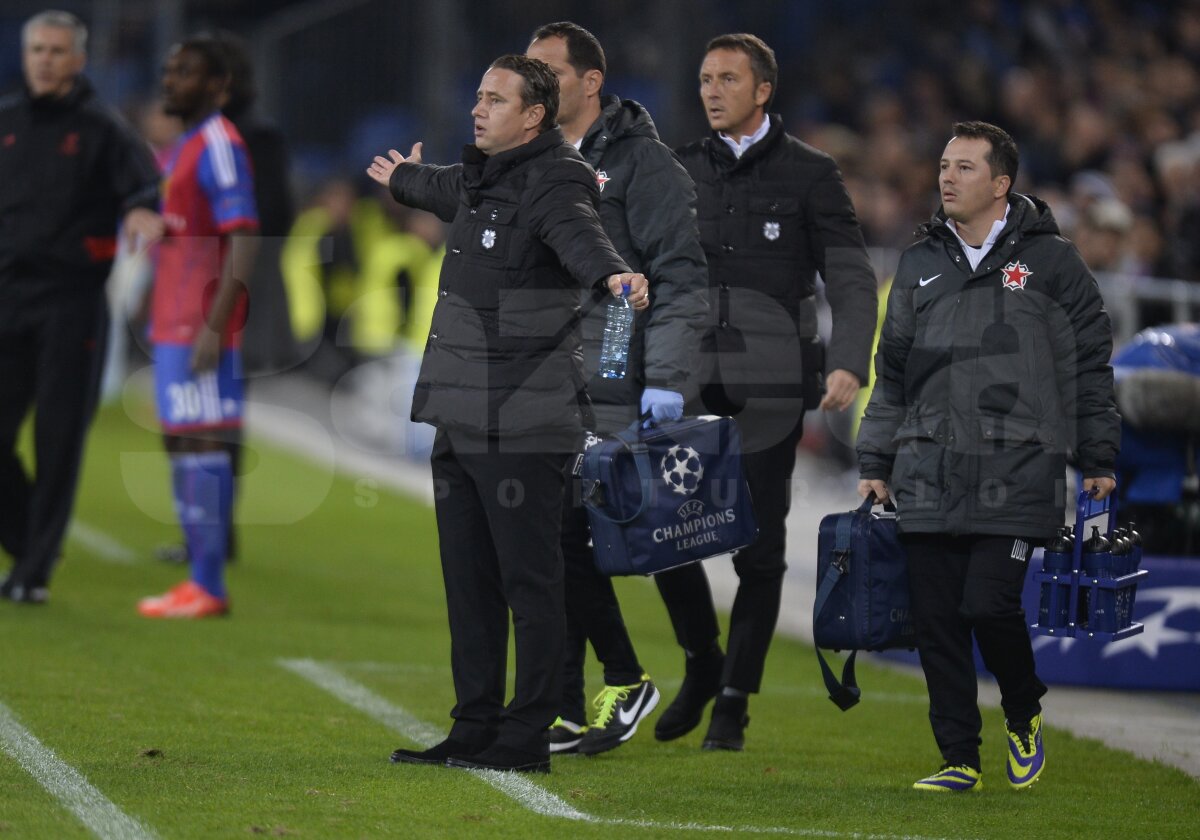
[445,743,550,774]
[391,736,489,766]
[578,674,660,756]
[701,694,749,751]
[545,717,587,754]
[654,649,724,741]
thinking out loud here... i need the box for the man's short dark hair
[951,120,1019,193]
[531,21,606,78]
[706,33,777,104]
[176,35,230,81]
[490,54,558,132]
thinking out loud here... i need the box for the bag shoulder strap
[812,495,880,712]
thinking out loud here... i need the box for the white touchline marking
[69,521,139,565]
[0,700,157,840]
[279,659,965,840]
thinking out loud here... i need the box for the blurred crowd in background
[4,1,1199,364]
[2,1,1199,444]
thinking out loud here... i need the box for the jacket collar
[707,112,785,171]
[924,194,1062,273]
[578,95,658,165]
[925,193,1055,243]
[462,127,566,191]
[25,75,92,113]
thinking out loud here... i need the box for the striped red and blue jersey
[152,111,258,348]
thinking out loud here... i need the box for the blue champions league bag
[582,416,757,576]
[813,495,916,710]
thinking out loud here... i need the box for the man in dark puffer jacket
[527,21,709,757]
[367,54,647,774]
[858,121,1120,793]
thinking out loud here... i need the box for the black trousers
[558,469,644,723]
[0,287,109,589]
[903,533,1048,769]
[430,428,570,753]
[654,415,803,693]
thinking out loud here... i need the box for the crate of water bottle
[1030,490,1146,641]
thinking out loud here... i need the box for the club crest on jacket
[763,221,781,241]
[1001,261,1032,291]
[481,228,497,249]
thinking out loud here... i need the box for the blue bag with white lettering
[582,416,757,576]
[813,494,916,710]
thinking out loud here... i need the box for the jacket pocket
[463,201,518,262]
[889,413,946,512]
[746,195,801,256]
[974,416,1059,513]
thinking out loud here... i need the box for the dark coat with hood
[577,95,708,432]
[388,128,629,447]
[857,194,1121,538]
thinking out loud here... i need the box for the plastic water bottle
[1120,521,1144,630]
[1039,527,1072,628]
[1082,526,1112,578]
[598,284,634,380]
[1082,526,1114,632]
[1110,529,1130,577]
[1127,520,1143,572]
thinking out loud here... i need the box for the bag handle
[582,416,656,524]
[811,492,893,711]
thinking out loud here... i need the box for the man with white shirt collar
[659,33,876,751]
[857,121,1120,792]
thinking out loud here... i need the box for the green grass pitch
[0,402,1196,838]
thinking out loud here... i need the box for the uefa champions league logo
[661,445,704,496]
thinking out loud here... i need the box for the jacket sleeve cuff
[121,185,160,214]
[858,456,893,481]
[388,166,412,203]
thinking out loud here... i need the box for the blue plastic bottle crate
[1030,489,1146,641]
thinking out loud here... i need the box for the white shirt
[946,204,1010,271]
[719,114,771,159]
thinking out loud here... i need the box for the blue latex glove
[640,388,684,426]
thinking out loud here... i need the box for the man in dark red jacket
[0,10,161,603]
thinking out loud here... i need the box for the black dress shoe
[445,743,550,773]
[701,694,749,751]
[655,648,724,741]
[1,577,48,605]
[391,737,488,765]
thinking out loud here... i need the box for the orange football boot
[138,581,228,618]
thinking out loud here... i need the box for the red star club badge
[1001,261,1032,291]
